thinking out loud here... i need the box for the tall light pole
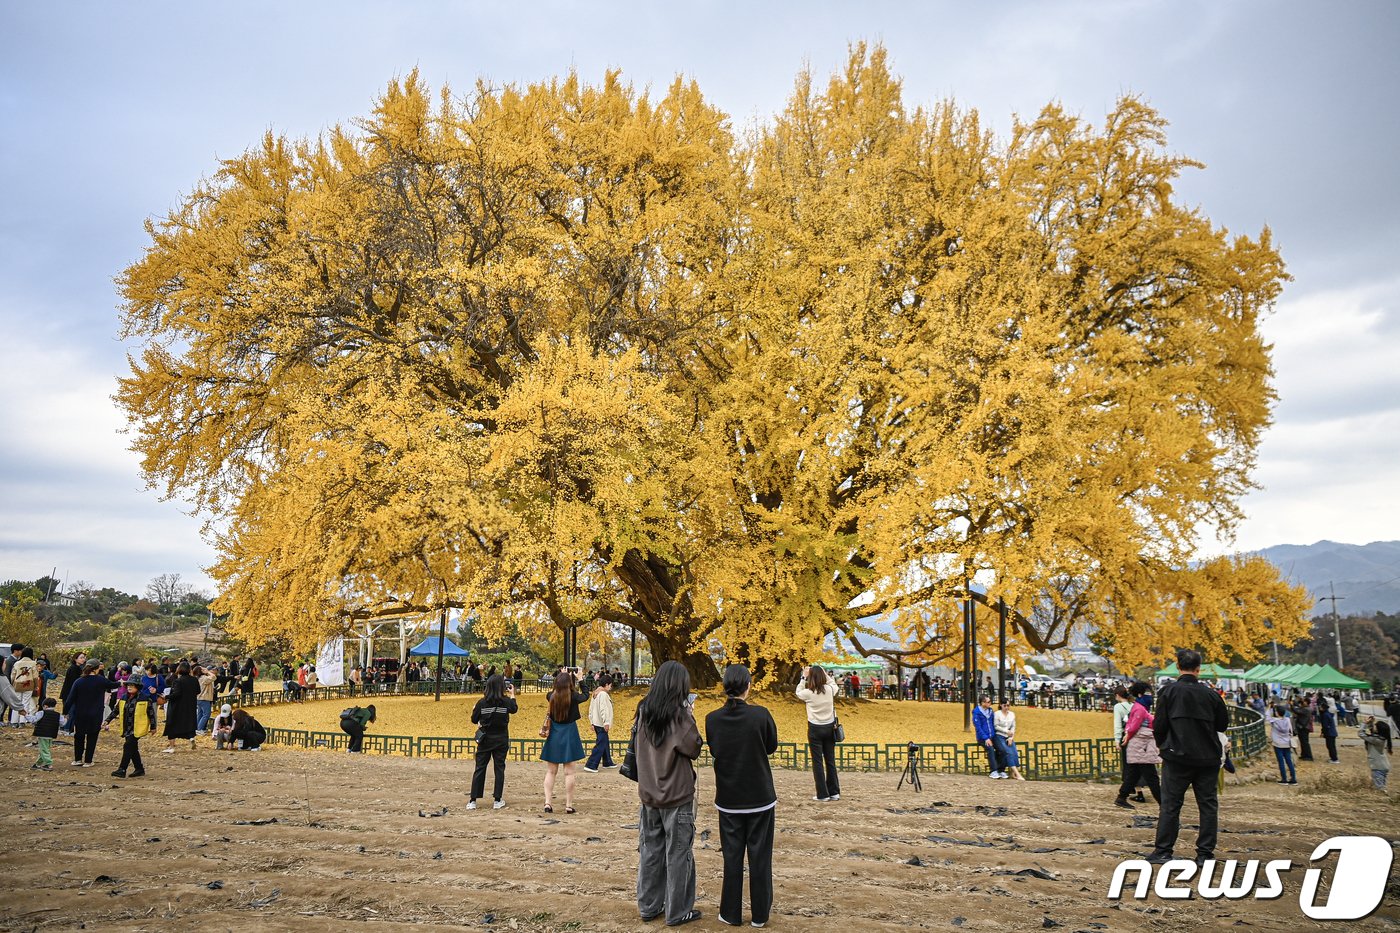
[1315,582,1347,669]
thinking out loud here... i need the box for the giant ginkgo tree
[118,46,1310,685]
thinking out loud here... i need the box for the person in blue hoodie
[974,695,1002,778]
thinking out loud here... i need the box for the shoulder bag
[618,717,640,781]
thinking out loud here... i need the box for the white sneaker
[583,767,599,773]
[492,800,506,810]
[990,772,1005,779]
[827,793,840,801]
[162,747,176,754]
[812,795,827,801]
[70,761,83,767]
[466,800,478,810]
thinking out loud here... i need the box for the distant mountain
[1252,540,1400,616]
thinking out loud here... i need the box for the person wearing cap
[111,679,149,778]
[64,661,116,767]
[211,704,236,749]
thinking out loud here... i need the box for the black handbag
[833,718,845,743]
[618,718,640,782]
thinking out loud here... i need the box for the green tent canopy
[825,658,886,673]
[1245,664,1289,683]
[1155,662,1235,679]
[1292,664,1370,690]
[1242,664,1273,682]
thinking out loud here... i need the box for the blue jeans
[992,734,1018,770]
[585,725,614,769]
[196,699,213,733]
[1274,746,1296,781]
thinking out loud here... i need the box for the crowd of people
[7,640,1397,928]
[0,645,269,775]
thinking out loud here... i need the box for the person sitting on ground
[340,704,376,753]
[228,708,265,750]
[211,704,235,749]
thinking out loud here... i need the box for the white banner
[316,636,345,687]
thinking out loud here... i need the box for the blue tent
[408,636,469,657]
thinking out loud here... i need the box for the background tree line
[0,573,226,666]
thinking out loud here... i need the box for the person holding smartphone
[470,675,517,808]
[540,671,588,813]
[796,664,841,800]
[634,660,704,926]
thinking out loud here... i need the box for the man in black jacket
[1149,649,1229,864]
[705,664,779,929]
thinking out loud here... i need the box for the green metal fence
[258,701,1267,781]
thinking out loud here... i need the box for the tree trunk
[643,629,719,688]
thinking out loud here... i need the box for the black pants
[1153,760,1219,859]
[471,740,507,801]
[73,728,99,763]
[718,807,774,927]
[1298,732,1313,760]
[807,722,840,798]
[1117,762,1161,802]
[342,719,365,752]
[1324,735,1338,762]
[118,735,145,774]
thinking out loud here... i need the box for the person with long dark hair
[228,708,266,750]
[635,659,703,926]
[540,670,587,813]
[57,651,86,735]
[163,662,200,753]
[705,664,778,928]
[796,664,841,800]
[470,675,517,809]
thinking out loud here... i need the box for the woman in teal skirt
[541,670,587,813]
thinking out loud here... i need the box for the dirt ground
[1,726,1396,932]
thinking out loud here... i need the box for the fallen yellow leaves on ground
[254,687,1111,746]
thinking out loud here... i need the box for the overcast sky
[1,0,1397,597]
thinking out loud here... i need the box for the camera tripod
[898,742,923,792]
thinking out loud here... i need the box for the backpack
[341,707,359,720]
[10,662,35,693]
